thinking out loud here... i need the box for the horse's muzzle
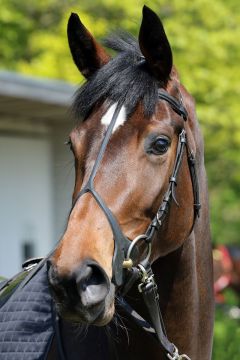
[48,259,114,325]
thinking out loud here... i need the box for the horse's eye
[151,137,170,155]
[64,138,74,152]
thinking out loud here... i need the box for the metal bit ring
[123,234,151,269]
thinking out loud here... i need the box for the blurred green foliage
[213,307,240,360]
[0,1,239,241]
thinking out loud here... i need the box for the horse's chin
[55,300,115,327]
[91,304,115,326]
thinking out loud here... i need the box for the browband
[158,89,188,120]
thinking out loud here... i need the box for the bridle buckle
[167,346,191,360]
[137,263,157,294]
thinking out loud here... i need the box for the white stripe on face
[101,103,127,133]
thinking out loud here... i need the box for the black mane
[72,33,161,119]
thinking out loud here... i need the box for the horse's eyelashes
[144,134,171,155]
[151,137,170,155]
[64,138,71,146]
[64,138,74,152]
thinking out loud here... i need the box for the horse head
[48,6,201,327]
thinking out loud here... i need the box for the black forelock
[72,33,161,120]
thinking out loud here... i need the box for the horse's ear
[139,6,172,84]
[67,13,110,78]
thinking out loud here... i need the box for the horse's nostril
[48,265,76,303]
[76,263,110,308]
[48,263,60,288]
[48,261,110,310]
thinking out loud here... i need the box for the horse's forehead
[72,99,176,148]
[101,103,127,133]
[99,100,173,129]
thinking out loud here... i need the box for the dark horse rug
[0,263,133,360]
[0,263,157,360]
[0,263,54,360]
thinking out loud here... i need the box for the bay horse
[47,6,214,360]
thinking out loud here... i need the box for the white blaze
[101,103,126,133]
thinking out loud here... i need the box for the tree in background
[0,0,240,245]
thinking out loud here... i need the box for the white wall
[0,135,54,277]
[51,123,74,242]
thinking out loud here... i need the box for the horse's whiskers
[71,323,89,340]
[113,311,130,345]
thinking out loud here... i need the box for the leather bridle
[70,88,200,286]
[18,87,200,360]
[67,88,200,359]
